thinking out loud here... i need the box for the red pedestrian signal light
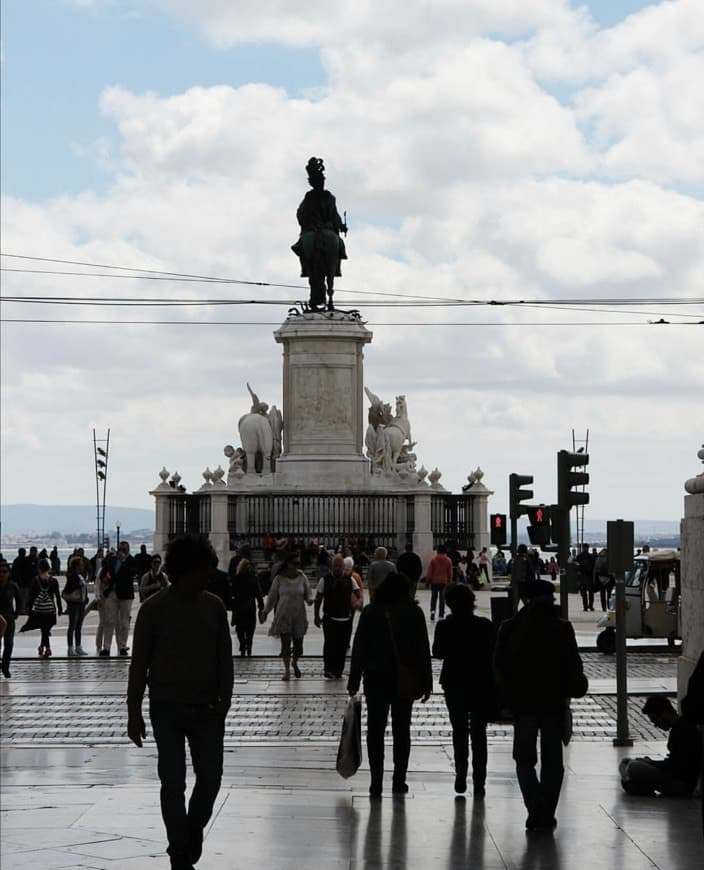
[490,513,507,547]
[527,504,551,546]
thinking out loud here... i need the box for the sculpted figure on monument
[237,385,284,475]
[291,157,347,312]
[364,387,416,476]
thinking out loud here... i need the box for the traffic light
[509,473,534,518]
[526,504,551,546]
[490,513,507,547]
[557,450,590,509]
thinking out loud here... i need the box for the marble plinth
[678,491,704,700]
[274,312,372,459]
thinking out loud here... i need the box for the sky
[1,0,703,524]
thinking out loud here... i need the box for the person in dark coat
[63,558,89,656]
[231,558,264,657]
[433,583,496,796]
[347,571,432,797]
[494,579,588,832]
[0,558,20,677]
[396,543,423,599]
[127,534,233,870]
[682,650,704,836]
[11,547,36,614]
[206,557,233,615]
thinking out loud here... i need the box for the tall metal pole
[608,520,634,748]
[552,506,570,620]
[93,428,110,550]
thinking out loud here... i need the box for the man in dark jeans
[494,580,588,832]
[127,534,234,870]
[314,554,361,679]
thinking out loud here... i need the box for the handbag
[336,695,362,778]
[385,610,425,701]
[62,588,83,604]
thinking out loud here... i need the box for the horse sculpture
[364,388,413,474]
[382,395,412,471]
[291,157,347,311]
[237,384,283,474]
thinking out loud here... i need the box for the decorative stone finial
[429,468,442,487]
[199,467,213,491]
[684,444,704,494]
[212,465,226,487]
[159,467,169,484]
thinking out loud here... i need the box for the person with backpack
[314,554,361,679]
[20,558,62,657]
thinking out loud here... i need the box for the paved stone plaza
[1,590,702,869]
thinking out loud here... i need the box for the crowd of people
[1,533,701,869]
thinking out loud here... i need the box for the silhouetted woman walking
[348,572,432,796]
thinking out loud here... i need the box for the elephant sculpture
[238,413,274,475]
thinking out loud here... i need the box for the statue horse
[238,412,274,474]
[382,396,412,472]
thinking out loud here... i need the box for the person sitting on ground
[619,695,702,797]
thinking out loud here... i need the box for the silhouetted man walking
[127,534,233,870]
[494,580,587,832]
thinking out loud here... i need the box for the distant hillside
[0,504,154,535]
[517,517,679,545]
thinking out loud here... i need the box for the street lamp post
[116,520,121,548]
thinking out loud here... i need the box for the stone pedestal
[678,491,704,702]
[151,489,175,557]
[469,483,491,555]
[273,312,372,489]
[209,491,230,569]
[413,492,435,567]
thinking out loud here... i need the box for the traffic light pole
[552,506,570,619]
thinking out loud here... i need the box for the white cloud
[155,0,568,48]
[2,0,703,520]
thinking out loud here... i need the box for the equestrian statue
[291,157,347,312]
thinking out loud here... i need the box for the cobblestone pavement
[1,653,676,746]
[1,650,678,682]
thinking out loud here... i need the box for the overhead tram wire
[2,317,702,327]
[2,288,703,315]
[1,255,465,304]
[3,254,703,308]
